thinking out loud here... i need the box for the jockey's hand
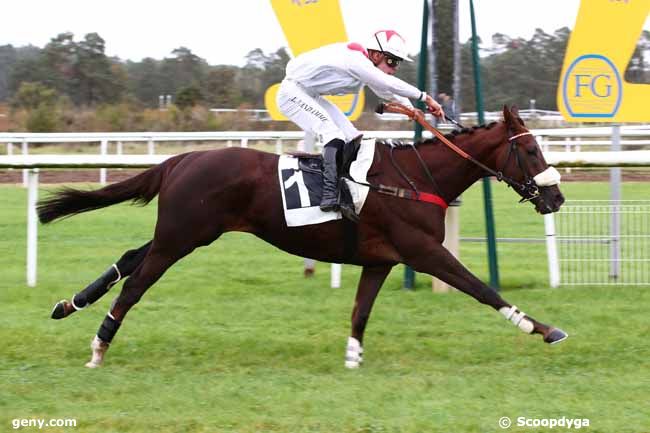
[412,108,426,123]
[424,94,445,119]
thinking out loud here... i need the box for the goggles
[384,54,402,68]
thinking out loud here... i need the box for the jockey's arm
[349,58,443,117]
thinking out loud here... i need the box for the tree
[238,48,290,107]
[10,81,58,109]
[0,45,17,101]
[126,58,166,107]
[175,85,203,109]
[203,66,241,107]
[459,27,571,111]
[434,0,456,95]
[76,33,125,105]
[160,47,207,98]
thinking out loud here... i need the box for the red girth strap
[375,184,448,210]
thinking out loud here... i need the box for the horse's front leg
[346,265,393,368]
[406,243,568,344]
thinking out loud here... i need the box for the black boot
[320,139,344,212]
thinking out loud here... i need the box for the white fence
[0,130,446,185]
[2,125,649,186]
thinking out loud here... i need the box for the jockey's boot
[320,139,344,212]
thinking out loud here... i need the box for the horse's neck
[423,125,505,202]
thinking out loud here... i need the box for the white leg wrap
[71,296,86,311]
[344,336,363,369]
[85,335,108,368]
[109,264,122,286]
[499,305,534,334]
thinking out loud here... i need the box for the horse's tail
[37,153,190,224]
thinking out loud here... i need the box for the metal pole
[451,0,461,118]
[404,0,430,290]
[429,0,438,117]
[100,139,108,185]
[470,0,500,289]
[610,125,621,279]
[22,140,28,187]
[544,213,560,288]
[331,263,342,288]
[27,169,39,287]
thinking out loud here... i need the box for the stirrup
[340,203,359,223]
[320,202,340,212]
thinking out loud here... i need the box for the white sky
[0,0,621,66]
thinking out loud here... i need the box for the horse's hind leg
[407,244,568,344]
[84,239,199,368]
[345,265,393,368]
[51,241,152,320]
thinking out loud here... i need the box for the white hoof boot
[85,335,109,368]
[499,305,534,334]
[344,336,363,369]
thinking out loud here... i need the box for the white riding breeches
[276,79,360,145]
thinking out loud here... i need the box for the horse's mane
[387,121,501,147]
[441,121,500,141]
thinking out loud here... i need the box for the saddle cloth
[277,138,375,227]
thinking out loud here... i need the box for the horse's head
[499,105,565,214]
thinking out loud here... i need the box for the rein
[376,102,541,202]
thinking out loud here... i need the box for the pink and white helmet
[366,30,413,61]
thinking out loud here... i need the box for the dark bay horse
[38,105,567,368]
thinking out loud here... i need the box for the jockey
[277,30,445,212]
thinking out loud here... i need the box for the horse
[38,105,567,369]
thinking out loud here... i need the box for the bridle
[499,130,541,203]
[375,102,556,204]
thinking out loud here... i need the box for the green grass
[1,182,649,433]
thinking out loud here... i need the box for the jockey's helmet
[366,30,413,62]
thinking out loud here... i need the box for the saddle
[288,136,363,222]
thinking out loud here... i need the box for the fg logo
[562,54,622,118]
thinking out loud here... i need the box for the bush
[10,82,58,110]
[175,86,203,110]
[25,105,61,132]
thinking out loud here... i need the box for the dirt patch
[0,169,145,184]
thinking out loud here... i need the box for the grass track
[1,181,649,432]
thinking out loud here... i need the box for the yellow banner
[270,0,347,56]
[557,0,650,122]
[265,0,365,121]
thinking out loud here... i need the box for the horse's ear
[503,105,514,126]
[511,105,520,117]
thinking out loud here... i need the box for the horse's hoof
[84,361,101,368]
[304,268,315,278]
[50,300,69,319]
[544,328,569,344]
